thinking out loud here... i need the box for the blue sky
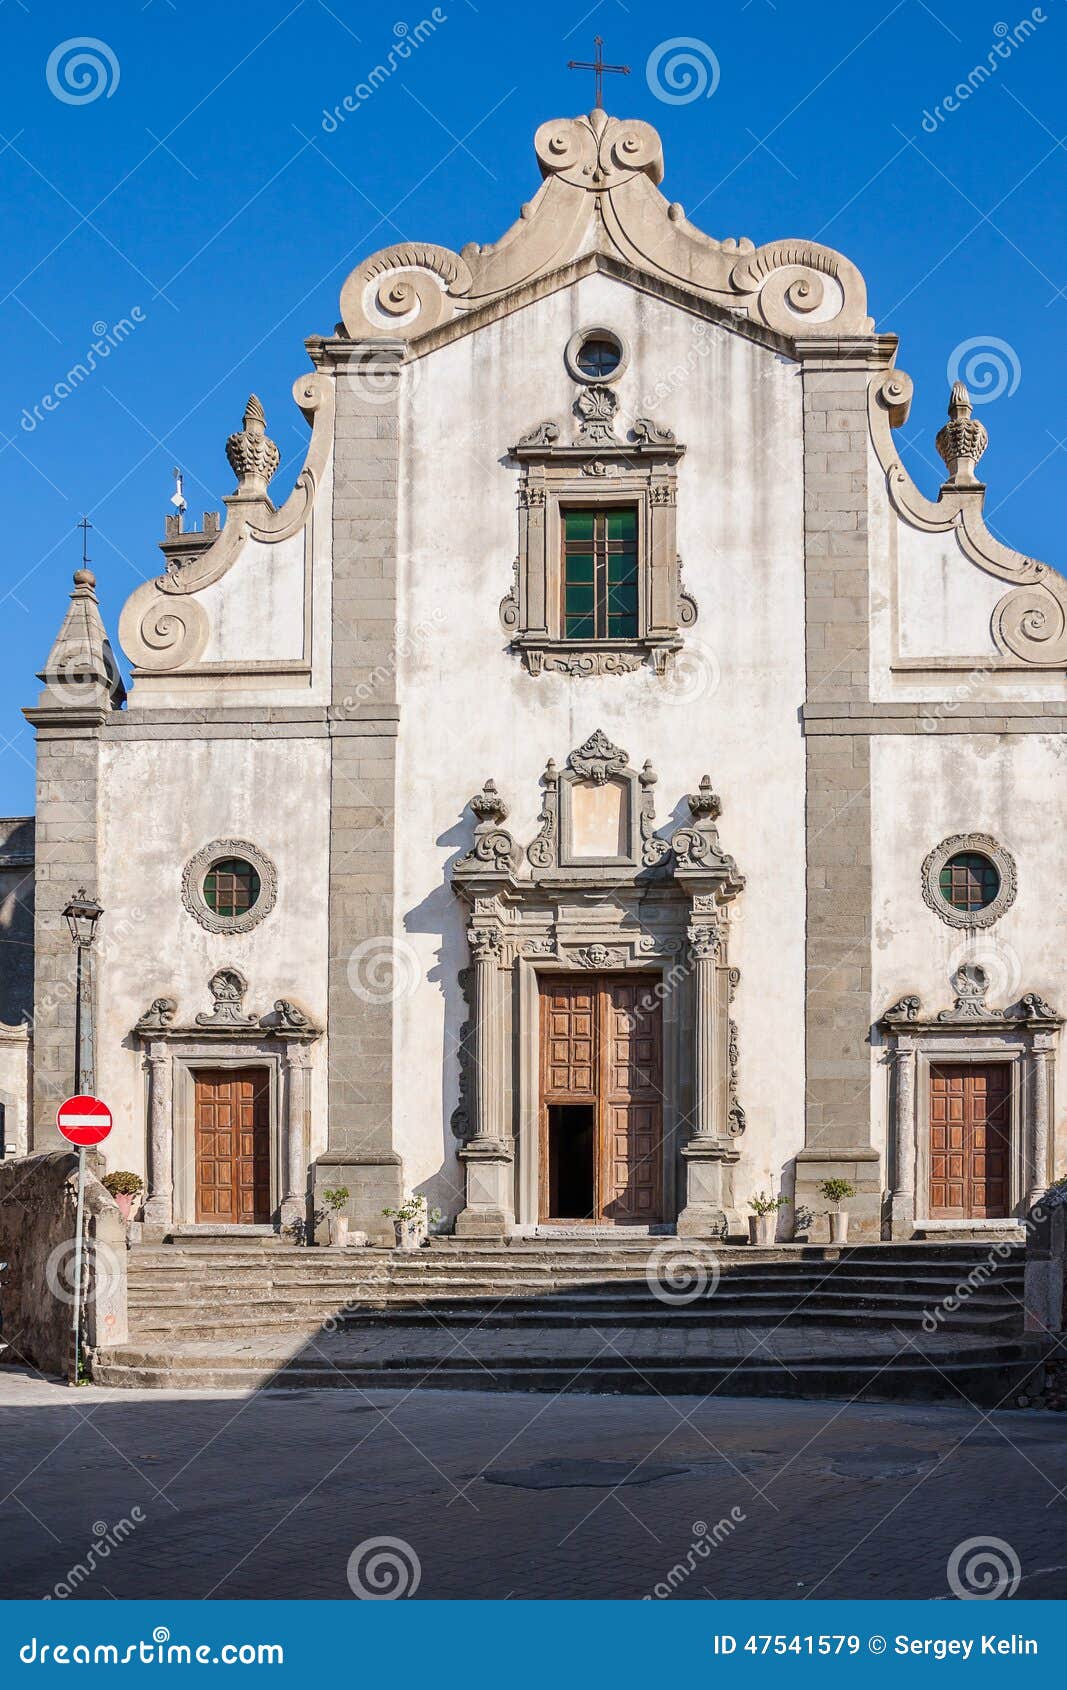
[1,0,1065,813]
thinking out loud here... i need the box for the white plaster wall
[871,732,1067,1182]
[0,1033,30,1156]
[196,531,307,663]
[94,736,330,1180]
[394,272,807,1217]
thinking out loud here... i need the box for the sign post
[56,1095,113,1383]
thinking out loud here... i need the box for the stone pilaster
[281,1043,312,1228]
[456,925,514,1237]
[888,1046,916,1239]
[142,1043,173,1229]
[1029,1038,1054,1209]
[797,352,882,1240]
[677,920,739,1238]
[318,341,406,1242]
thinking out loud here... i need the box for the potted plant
[820,1178,856,1243]
[322,1187,350,1248]
[382,1194,442,1251]
[748,1191,790,1245]
[102,1171,143,1222]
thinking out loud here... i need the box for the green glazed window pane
[606,510,637,539]
[565,586,595,614]
[607,554,637,584]
[565,554,595,583]
[608,610,639,637]
[566,614,596,639]
[564,511,594,540]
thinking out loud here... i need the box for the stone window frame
[921,832,1017,930]
[181,837,278,935]
[564,324,629,386]
[500,389,695,677]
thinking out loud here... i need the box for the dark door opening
[547,1103,595,1219]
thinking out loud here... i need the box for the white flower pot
[329,1213,349,1249]
[394,1218,422,1251]
[748,1212,775,1246]
[828,1210,849,1244]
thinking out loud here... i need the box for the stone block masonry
[322,343,405,1241]
[801,360,879,1240]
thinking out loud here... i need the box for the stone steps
[92,1338,1045,1406]
[99,1237,1036,1404]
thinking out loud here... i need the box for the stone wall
[0,1149,127,1378]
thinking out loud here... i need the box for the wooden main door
[539,974,663,1224]
[929,1063,1011,1219]
[194,1068,271,1224]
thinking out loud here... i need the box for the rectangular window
[562,507,638,640]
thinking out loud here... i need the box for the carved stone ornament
[937,963,1003,1023]
[639,761,671,867]
[265,998,311,1030]
[527,760,560,867]
[135,996,178,1032]
[455,780,522,878]
[338,108,872,345]
[196,968,258,1027]
[670,775,745,896]
[181,838,278,935]
[1021,992,1060,1022]
[921,833,1017,931]
[225,394,281,496]
[568,728,629,784]
[574,944,626,968]
[883,994,922,1024]
[574,384,619,446]
[935,382,987,490]
[686,923,721,960]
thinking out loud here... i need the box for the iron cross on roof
[567,36,630,110]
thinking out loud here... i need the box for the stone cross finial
[936,381,988,490]
[225,394,280,496]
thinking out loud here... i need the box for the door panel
[195,1068,271,1225]
[601,981,663,1222]
[929,1064,1010,1219]
[538,974,663,1223]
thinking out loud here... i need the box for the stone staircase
[92,1236,1047,1404]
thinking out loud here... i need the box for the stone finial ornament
[225,394,280,496]
[454,780,521,877]
[935,381,988,490]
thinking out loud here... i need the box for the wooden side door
[194,1068,271,1225]
[539,977,597,1221]
[929,1063,1011,1219]
[600,978,663,1223]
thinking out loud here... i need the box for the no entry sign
[56,1095,113,1146]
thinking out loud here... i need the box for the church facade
[6,107,1066,1245]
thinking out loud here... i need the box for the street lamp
[62,888,102,1095]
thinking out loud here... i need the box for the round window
[575,335,621,379]
[938,851,1000,913]
[203,857,261,920]
[565,326,628,386]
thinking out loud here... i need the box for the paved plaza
[2,1367,1067,1601]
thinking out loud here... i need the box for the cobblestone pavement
[2,1368,1066,1601]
